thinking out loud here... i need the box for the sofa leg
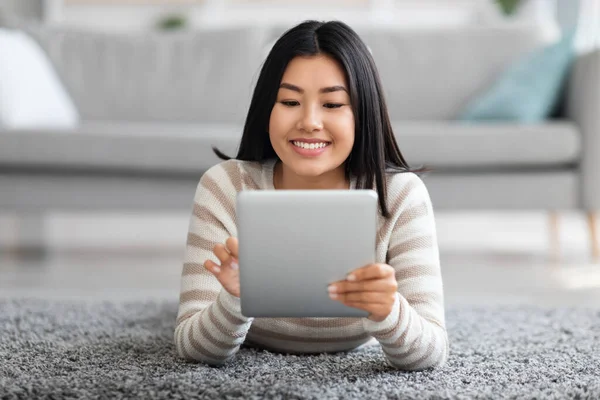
[6,213,48,257]
[587,212,599,262]
[549,211,560,263]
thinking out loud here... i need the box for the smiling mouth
[290,140,331,150]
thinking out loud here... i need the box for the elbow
[386,332,450,371]
[174,337,229,367]
[173,323,230,367]
[386,351,448,371]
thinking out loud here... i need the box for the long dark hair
[213,20,430,218]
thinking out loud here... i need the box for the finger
[344,303,390,320]
[328,279,396,294]
[213,243,232,264]
[346,263,394,282]
[330,291,394,305]
[204,259,221,274]
[340,301,373,313]
[225,237,239,259]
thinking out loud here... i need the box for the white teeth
[292,141,329,150]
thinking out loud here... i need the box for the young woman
[174,20,448,371]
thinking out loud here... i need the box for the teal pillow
[458,30,576,123]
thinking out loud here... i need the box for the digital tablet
[236,189,378,318]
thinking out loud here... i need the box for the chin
[291,160,342,178]
[288,164,324,177]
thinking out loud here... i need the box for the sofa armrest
[565,48,600,210]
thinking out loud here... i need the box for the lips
[289,138,331,143]
[291,140,330,150]
[289,140,330,157]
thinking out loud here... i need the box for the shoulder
[198,159,272,193]
[384,171,432,215]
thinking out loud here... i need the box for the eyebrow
[279,83,348,94]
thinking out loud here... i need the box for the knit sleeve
[362,173,449,371]
[173,162,254,366]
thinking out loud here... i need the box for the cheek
[268,107,291,137]
[330,115,355,150]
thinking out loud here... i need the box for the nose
[297,104,323,132]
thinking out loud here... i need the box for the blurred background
[1,0,599,305]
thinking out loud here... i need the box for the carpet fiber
[1,299,599,400]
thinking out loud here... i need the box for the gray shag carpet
[0,299,599,400]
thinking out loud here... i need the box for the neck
[273,160,350,190]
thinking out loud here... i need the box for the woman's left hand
[328,263,398,322]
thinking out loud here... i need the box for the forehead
[281,55,347,86]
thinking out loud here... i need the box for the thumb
[226,237,239,259]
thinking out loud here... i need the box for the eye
[324,103,344,109]
[281,100,299,107]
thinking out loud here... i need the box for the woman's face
[269,54,355,181]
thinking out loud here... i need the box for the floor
[1,211,599,308]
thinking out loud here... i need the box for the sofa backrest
[356,25,551,120]
[20,22,550,122]
[21,24,268,124]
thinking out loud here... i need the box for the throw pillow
[0,28,79,129]
[458,29,576,123]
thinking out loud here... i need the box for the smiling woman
[176,20,447,372]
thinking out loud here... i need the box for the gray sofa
[0,22,599,257]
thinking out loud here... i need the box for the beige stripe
[397,202,429,228]
[394,265,432,281]
[197,317,235,351]
[187,320,224,361]
[216,296,246,326]
[279,318,361,328]
[405,298,433,310]
[378,176,421,239]
[182,262,208,276]
[176,324,195,361]
[391,175,421,214]
[388,236,434,260]
[405,291,440,305]
[203,174,235,222]
[176,309,200,326]
[187,232,214,252]
[371,298,405,339]
[249,324,370,343]
[193,203,226,232]
[241,168,261,190]
[180,289,219,304]
[371,318,402,340]
[396,329,438,370]
[175,324,189,359]
[377,191,404,239]
[221,160,243,192]
[207,305,248,339]
[386,306,413,346]
[390,315,424,355]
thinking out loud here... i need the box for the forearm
[174,289,254,365]
[363,293,449,371]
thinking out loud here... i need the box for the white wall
[48,0,486,32]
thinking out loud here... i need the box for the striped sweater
[174,158,449,371]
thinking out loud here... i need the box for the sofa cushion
[394,121,581,170]
[458,30,576,123]
[0,122,242,175]
[0,121,581,174]
[0,28,79,129]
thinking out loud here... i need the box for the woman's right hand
[204,237,240,298]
